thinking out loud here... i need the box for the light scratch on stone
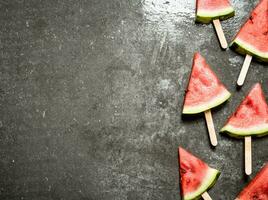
[151,42,159,65]
[42,110,46,118]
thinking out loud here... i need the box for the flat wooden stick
[204,110,218,146]
[202,191,213,200]
[245,136,252,175]
[237,54,252,86]
[212,19,228,49]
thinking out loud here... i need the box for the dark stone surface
[0,0,267,199]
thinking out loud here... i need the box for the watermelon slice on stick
[235,163,268,200]
[182,53,231,146]
[196,0,235,49]
[178,147,220,200]
[230,0,268,86]
[221,83,268,175]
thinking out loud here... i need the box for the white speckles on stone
[159,79,170,90]
[211,152,226,162]
[177,65,189,84]
[142,0,194,36]
[219,139,233,147]
[229,56,242,66]
[177,126,186,135]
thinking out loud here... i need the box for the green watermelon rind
[220,124,268,138]
[183,90,231,114]
[196,7,235,24]
[230,38,268,62]
[183,168,220,200]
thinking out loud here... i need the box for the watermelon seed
[249,16,254,23]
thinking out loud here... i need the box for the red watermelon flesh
[221,83,268,137]
[196,0,235,23]
[182,53,231,114]
[231,0,268,62]
[178,147,220,200]
[236,163,268,200]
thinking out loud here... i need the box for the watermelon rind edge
[220,124,268,138]
[183,168,220,200]
[196,7,235,24]
[230,38,268,62]
[183,90,231,114]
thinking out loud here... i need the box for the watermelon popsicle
[235,163,268,200]
[178,147,220,200]
[182,53,231,146]
[220,83,268,175]
[196,0,235,49]
[231,0,268,86]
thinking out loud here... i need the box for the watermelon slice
[178,147,220,200]
[230,0,268,62]
[196,0,235,23]
[221,83,268,137]
[236,163,268,200]
[182,53,231,114]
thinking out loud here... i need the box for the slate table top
[0,0,267,199]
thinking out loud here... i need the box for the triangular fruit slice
[221,83,268,137]
[230,0,268,62]
[178,147,220,200]
[182,52,231,114]
[196,0,235,23]
[236,163,268,200]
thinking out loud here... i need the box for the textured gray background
[0,0,267,199]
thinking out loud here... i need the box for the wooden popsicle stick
[245,136,252,175]
[204,110,218,146]
[237,54,252,86]
[202,191,213,200]
[212,19,228,49]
